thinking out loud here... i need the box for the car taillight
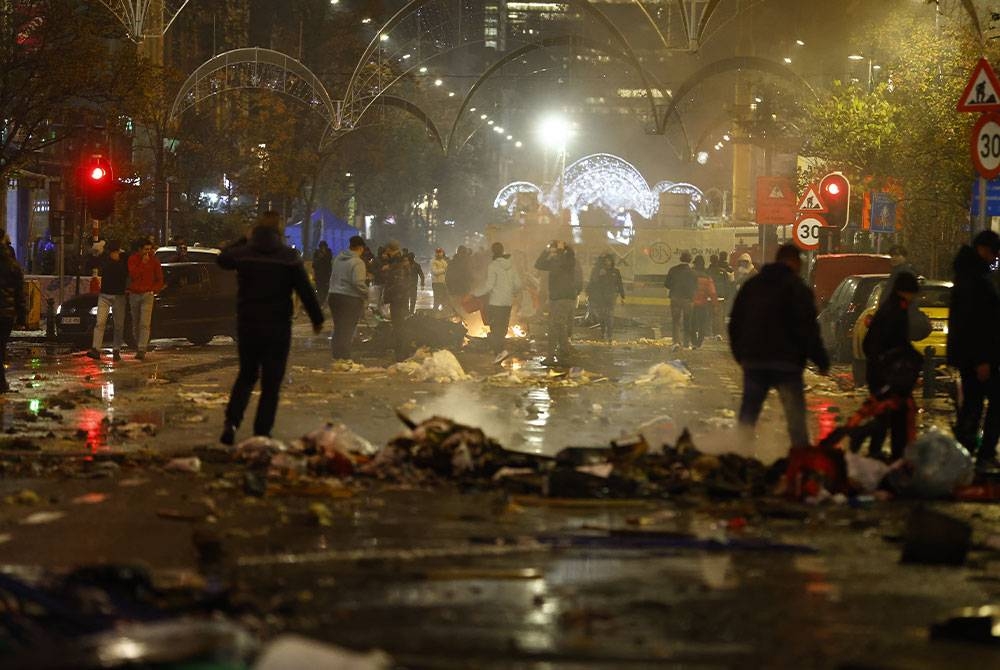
[864,315,873,327]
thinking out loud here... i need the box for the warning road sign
[755,176,796,224]
[793,215,825,251]
[797,185,828,214]
[957,57,1000,113]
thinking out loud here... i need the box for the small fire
[511,324,527,338]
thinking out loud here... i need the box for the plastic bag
[903,428,975,498]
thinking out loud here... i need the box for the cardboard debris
[391,350,469,383]
[634,360,692,386]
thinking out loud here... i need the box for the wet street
[1,305,998,669]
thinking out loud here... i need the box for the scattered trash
[844,452,891,493]
[165,457,202,474]
[254,634,391,670]
[177,391,229,406]
[20,511,66,525]
[901,428,975,498]
[634,360,692,386]
[309,502,334,527]
[901,506,972,566]
[391,349,469,382]
[111,422,158,438]
[4,489,41,505]
[71,493,108,505]
[930,606,1000,646]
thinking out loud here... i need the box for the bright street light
[434,78,443,86]
[848,54,865,61]
[537,114,574,150]
[795,39,805,46]
[783,57,792,64]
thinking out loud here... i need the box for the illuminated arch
[96,0,190,40]
[493,181,543,213]
[657,56,818,139]
[558,153,656,218]
[169,48,340,125]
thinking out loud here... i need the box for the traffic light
[819,172,850,230]
[82,155,115,220]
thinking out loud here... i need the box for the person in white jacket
[430,248,448,311]
[475,242,521,363]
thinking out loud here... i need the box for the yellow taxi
[850,278,951,386]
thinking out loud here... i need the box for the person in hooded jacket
[328,235,368,360]
[474,242,522,363]
[0,245,26,393]
[379,240,412,361]
[217,212,324,445]
[691,255,717,348]
[431,248,448,311]
[587,254,625,342]
[948,229,1000,471]
[729,244,830,450]
[861,272,922,460]
[535,240,577,365]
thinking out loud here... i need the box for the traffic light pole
[977,176,987,236]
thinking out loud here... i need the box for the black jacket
[534,247,577,301]
[218,225,324,332]
[664,262,697,300]
[380,254,410,304]
[864,292,921,395]
[312,247,333,281]
[0,249,25,324]
[947,245,1000,369]
[98,253,129,295]
[729,262,829,372]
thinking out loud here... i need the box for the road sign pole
[978,175,988,236]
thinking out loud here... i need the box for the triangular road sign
[797,185,828,213]
[957,57,1000,112]
[769,184,785,199]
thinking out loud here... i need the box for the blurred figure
[733,252,758,288]
[312,240,333,307]
[127,239,164,360]
[0,244,26,392]
[708,253,733,338]
[888,244,918,282]
[664,251,696,350]
[328,235,368,361]
[474,242,521,363]
[169,236,189,263]
[86,240,128,362]
[534,240,576,365]
[406,251,424,314]
[217,212,324,444]
[691,255,717,348]
[948,230,1000,471]
[379,240,411,361]
[445,246,473,302]
[586,253,625,342]
[431,248,448,311]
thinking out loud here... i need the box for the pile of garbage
[389,349,469,383]
[634,360,693,386]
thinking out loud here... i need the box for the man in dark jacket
[948,229,1000,470]
[379,240,412,361]
[0,245,26,393]
[729,244,830,449]
[535,240,577,365]
[312,240,333,308]
[217,212,324,445]
[664,251,696,350]
[87,240,129,362]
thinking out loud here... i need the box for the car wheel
[187,334,214,346]
[851,358,867,388]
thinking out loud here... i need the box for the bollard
[45,298,56,341]
[923,346,936,398]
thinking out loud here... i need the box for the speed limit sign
[793,215,826,251]
[971,112,1000,179]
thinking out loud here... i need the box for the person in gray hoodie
[475,242,521,363]
[328,235,369,360]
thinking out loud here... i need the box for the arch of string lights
[494,153,703,219]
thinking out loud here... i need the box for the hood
[249,225,283,253]
[492,255,512,269]
[738,252,752,263]
[953,244,987,277]
[759,261,795,280]
[335,249,357,261]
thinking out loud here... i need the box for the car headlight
[55,304,61,315]
[89,306,99,316]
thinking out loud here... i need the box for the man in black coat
[664,251,696,350]
[312,240,333,308]
[948,229,1000,471]
[534,240,577,365]
[218,212,324,444]
[729,244,830,449]
[87,240,129,362]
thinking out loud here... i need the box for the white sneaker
[494,350,510,364]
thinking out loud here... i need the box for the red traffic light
[90,166,107,181]
[824,181,841,196]
[81,156,115,220]
[819,172,851,231]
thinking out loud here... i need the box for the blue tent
[285,209,358,254]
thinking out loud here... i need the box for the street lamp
[537,114,574,214]
[848,54,875,90]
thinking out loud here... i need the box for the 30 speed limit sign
[793,215,826,251]
[971,112,1000,179]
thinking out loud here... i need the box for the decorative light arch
[96,0,190,40]
[493,182,543,214]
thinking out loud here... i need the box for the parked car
[850,278,952,386]
[55,261,237,347]
[155,246,221,263]
[817,274,889,363]
[810,253,893,310]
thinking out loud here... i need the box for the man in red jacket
[127,240,164,360]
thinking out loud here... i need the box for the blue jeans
[738,367,810,448]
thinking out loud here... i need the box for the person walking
[0,245,26,393]
[431,248,448,312]
[860,272,923,460]
[729,244,830,450]
[948,230,1000,471]
[708,253,733,338]
[586,254,625,342]
[328,235,368,361]
[474,242,521,364]
[218,212,324,445]
[733,252,758,289]
[126,239,164,360]
[86,240,128,362]
[664,251,696,350]
[406,251,425,314]
[378,240,412,361]
[691,255,717,348]
[534,240,577,365]
[445,246,473,303]
[312,240,333,308]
